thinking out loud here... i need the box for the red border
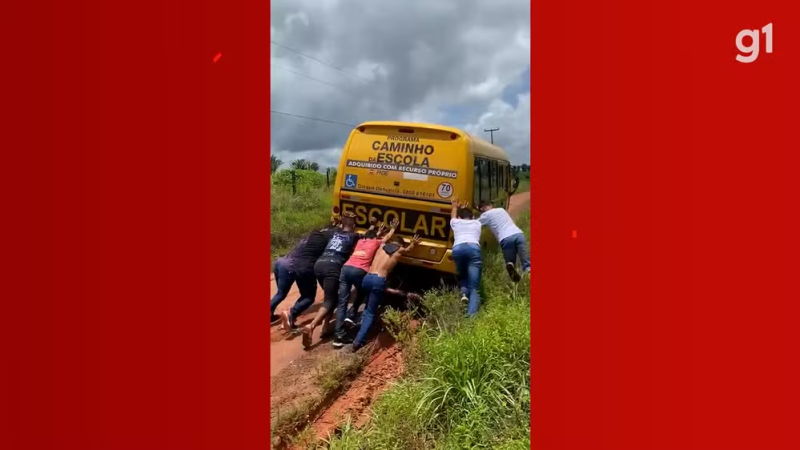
[2,1,272,448]
[531,1,800,449]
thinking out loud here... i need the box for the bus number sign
[437,182,453,199]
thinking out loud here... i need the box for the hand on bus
[369,215,379,226]
[390,218,400,230]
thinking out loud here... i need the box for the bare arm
[382,219,400,243]
[450,197,459,219]
[398,234,421,255]
[367,215,379,231]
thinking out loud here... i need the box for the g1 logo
[736,23,773,64]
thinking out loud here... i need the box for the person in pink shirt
[331,219,399,348]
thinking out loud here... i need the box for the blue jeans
[335,266,367,339]
[500,233,530,272]
[452,243,482,317]
[270,258,296,316]
[287,268,318,318]
[353,273,387,347]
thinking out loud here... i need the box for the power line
[271,63,353,94]
[270,39,371,83]
[270,110,356,128]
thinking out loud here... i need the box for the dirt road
[508,190,530,217]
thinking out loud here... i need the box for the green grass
[324,211,531,449]
[514,178,530,194]
[270,185,333,263]
[514,171,530,194]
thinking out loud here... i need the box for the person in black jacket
[279,218,340,332]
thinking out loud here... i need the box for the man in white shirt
[450,197,483,317]
[477,201,530,282]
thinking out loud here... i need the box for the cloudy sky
[270,0,530,170]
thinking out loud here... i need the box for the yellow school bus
[332,121,515,275]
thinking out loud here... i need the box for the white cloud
[464,93,530,164]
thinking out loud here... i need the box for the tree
[291,159,310,170]
[307,162,320,172]
[270,154,282,173]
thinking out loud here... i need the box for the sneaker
[301,326,312,349]
[344,317,356,328]
[281,311,295,332]
[460,294,468,304]
[270,314,281,325]
[506,262,521,282]
[332,337,353,348]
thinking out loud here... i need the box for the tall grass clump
[326,211,531,449]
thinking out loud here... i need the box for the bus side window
[494,161,500,198]
[500,163,505,192]
[488,160,493,201]
[479,159,490,205]
[474,159,481,206]
[490,160,497,201]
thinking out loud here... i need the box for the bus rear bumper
[400,249,456,275]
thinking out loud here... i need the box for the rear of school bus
[332,121,473,275]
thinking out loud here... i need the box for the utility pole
[484,127,499,144]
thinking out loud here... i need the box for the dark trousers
[314,258,344,313]
[287,267,318,318]
[335,265,368,339]
[354,273,387,347]
[270,259,296,316]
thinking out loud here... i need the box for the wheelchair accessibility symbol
[344,174,358,188]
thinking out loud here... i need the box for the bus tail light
[332,206,340,214]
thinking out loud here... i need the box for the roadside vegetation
[271,169,332,263]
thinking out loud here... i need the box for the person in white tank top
[478,201,530,282]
